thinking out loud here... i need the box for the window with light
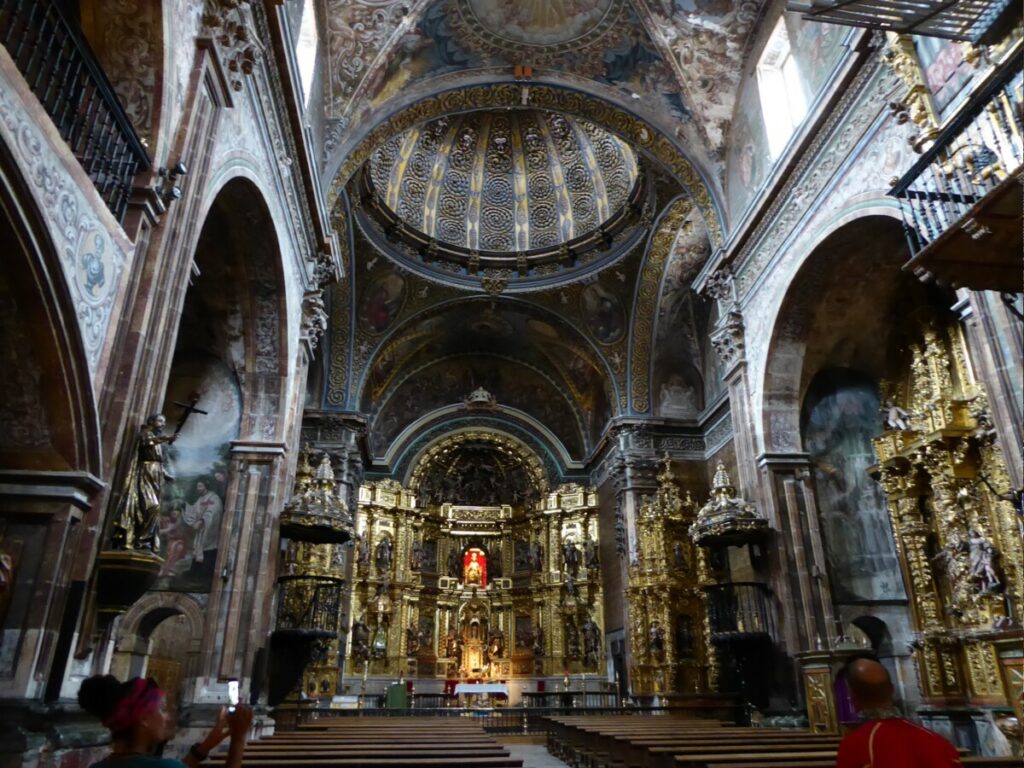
[757,18,808,160]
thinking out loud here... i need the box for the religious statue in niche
[351,616,370,663]
[375,536,393,573]
[649,621,666,659]
[464,548,487,587]
[967,529,1002,593]
[487,628,504,659]
[405,625,421,655]
[410,538,425,571]
[111,414,178,552]
[563,540,581,575]
[673,541,687,569]
[582,615,601,668]
[565,617,581,660]
[356,535,369,567]
[374,580,392,625]
[584,538,599,570]
[530,540,544,572]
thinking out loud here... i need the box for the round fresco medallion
[359,271,407,334]
[75,228,114,305]
[452,0,624,57]
[580,283,625,345]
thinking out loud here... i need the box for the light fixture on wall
[157,160,189,204]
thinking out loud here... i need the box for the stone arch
[114,592,205,697]
[118,591,205,650]
[0,139,100,476]
[173,176,290,443]
[759,213,925,453]
[629,195,712,415]
[325,81,726,250]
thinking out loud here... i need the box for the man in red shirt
[837,658,962,767]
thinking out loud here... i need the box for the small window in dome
[757,18,807,160]
[296,0,319,108]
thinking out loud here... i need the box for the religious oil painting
[359,270,406,334]
[580,283,626,344]
[157,356,242,592]
[802,370,905,603]
[461,0,617,47]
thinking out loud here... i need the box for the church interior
[0,0,1022,765]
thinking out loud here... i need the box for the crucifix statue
[110,394,206,553]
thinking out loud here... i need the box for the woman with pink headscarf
[78,675,251,767]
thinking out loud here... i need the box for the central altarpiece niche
[346,438,603,685]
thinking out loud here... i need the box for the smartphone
[227,679,239,713]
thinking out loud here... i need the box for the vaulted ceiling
[315,0,765,476]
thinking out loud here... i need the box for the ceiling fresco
[322,0,741,182]
[315,0,750,474]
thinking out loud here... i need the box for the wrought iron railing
[704,582,774,642]
[0,0,150,223]
[890,64,1023,259]
[298,704,745,732]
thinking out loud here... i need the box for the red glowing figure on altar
[463,548,487,587]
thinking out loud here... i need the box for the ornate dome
[365,110,641,256]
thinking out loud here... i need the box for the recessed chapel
[0,0,1021,764]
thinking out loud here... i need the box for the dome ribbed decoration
[368,110,638,253]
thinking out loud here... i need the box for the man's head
[846,658,895,711]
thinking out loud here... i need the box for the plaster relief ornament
[464,386,497,409]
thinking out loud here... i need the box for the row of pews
[546,714,1021,768]
[208,717,523,768]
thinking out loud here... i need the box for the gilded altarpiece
[627,456,711,694]
[347,480,604,681]
[871,322,1022,708]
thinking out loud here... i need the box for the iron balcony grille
[890,64,1022,257]
[787,0,1017,43]
[0,0,151,223]
[704,581,775,642]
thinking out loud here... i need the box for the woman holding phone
[77,675,252,767]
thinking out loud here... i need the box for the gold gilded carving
[873,318,1021,708]
[627,456,708,694]
[803,666,838,733]
[883,34,940,152]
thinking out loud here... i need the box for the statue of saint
[111,414,177,552]
[375,536,393,572]
[465,551,483,584]
[563,540,580,575]
[356,535,369,567]
[968,529,1002,592]
[649,621,666,657]
[585,538,599,570]
[410,539,424,571]
[582,616,601,667]
[351,616,370,663]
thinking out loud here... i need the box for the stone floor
[501,743,571,768]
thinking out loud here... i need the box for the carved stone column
[200,440,287,695]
